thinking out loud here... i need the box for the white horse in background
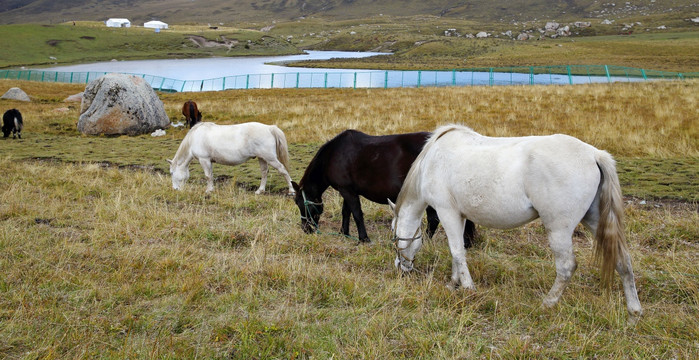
[390,124,642,324]
[168,122,295,195]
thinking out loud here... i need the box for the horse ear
[166,159,173,165]
[291,181,300,194]
[387,199,396,213]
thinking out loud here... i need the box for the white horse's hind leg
[437,209,475,290]
[543,228,577,307]
[616,250,643,323]
[255,158,269,194]
[198,158,215,193]
[266,159,295,196]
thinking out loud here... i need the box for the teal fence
[1,65,696,93]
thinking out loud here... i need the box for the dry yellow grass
[0,78,697,358]
[155,81,698,157]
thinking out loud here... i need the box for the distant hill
[1,0,697,25]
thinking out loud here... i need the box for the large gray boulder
[78,73,169,135]
[1,87,31,102]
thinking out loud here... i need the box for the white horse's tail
[14,116,23,132]
[270,125,291,171]
[396,125,461,212]
[594,150,629,288]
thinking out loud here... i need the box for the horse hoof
[255,190,263,195]
[542,297,558,308]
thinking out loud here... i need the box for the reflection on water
[40,51,388,80]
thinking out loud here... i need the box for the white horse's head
[389,199,423,272]
[168,159,189,190]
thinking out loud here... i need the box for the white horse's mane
[172,126,197,165]
[395,124,475,213]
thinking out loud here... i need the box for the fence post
[55,72,58,82]
[70,72,74,83]
[529,66,534,85]
[567,65,572,85]
[159,78,165,91]
[222,77,226,90]
[385,71,388,89]
[181,81,186,92]
[641,69,647,80]
[452,69,456,86]
[41,71,45,82]
[353,72,357,89]
[27,70,32,80]
[417,70,421,88]
[246,74,249,89]
[324,73,328,88]
[604,65,611,82]
[296,73,300,88]
[86,73,90,83]
[489,68,494,86]
[271,73,275,88]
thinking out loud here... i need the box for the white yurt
[144,20,168,30]
[106,18,131,27]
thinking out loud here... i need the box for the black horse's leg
[339,191,369,242]
[425,206,440,239]
[463,219,476,249]
[341,200,351,236]
[426,205,476,248]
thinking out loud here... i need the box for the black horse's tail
[188,102,196,127]
[14,110,23,132]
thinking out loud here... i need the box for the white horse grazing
[168,122,295,195]
[390,124,642,323]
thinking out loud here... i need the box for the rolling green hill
[1,0,697,25]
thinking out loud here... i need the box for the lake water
[35,51,648,92]
[40,51,388,81]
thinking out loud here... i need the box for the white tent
[106,18,131,28]
[144,20,168,30]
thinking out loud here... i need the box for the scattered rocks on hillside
[517,33,531,41]
[692,17,699,23]
[545,22,560,31]
[78,73,170,136]
[444,28,459,37]
[1,87,31,102]
[601,19,614,25]
[574,21,591,28]
[476,31,490,38]
[556,26,571,36]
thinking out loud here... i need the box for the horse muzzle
[395,255,414,272]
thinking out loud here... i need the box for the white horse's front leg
[198,158,214,193]
[255,158,268,194]
[438,210,475,290]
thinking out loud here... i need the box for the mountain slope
[0,0,696,25]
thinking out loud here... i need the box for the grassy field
[0,79,697,358]
[0,22,300,69]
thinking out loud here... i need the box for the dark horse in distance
[2,109,23,139]
[292,129,475,246]
[181,100,202,128]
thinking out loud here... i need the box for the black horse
[181,100,202,128]
[2,109,23,139]
[292,129,475,246]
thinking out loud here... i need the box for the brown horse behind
[181,100,202,128]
